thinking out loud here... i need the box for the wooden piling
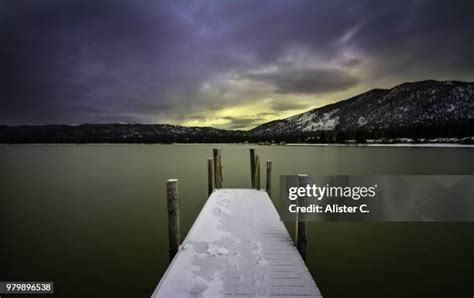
[249,148,256,188]
[218,150,223,188]
[297,174,309,261]
[213,149,219,188]
[266,160,272,197]
[207,159,213,196]
[166,179,180,262]
[213,148,222,188]
[255,155,261,189]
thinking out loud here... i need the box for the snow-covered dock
[152,189,321,297]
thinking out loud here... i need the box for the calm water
[1,144,473,297]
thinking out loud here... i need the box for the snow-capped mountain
[250,80,474,136]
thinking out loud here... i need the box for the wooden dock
[152,189,321,297]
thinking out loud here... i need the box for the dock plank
[152,189,321,297]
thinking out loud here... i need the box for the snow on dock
[152,189,321,297]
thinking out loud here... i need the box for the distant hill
[0,124,245,143]
[1,80,473,144]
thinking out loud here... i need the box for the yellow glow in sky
[177,83,371,130]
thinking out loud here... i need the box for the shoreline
[285,143,474,148]
[0,142,473,148]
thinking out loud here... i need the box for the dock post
[250,148,256,188]
[213,149,219,188]
[256,155,261,189]
[266,160,272,197]
[218,150,223,188]
[166,179,180,262]
[213,148,222,188]
[207,159,213,196]
[297,174,309,261]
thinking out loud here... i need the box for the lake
[1,144,473,297]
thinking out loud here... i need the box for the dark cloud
[1,0,184,124]
[1,0,474,126]
[349,0,474,79]
[270,101,310,112]
[243,68,358,94]
[222,116,264,129]
[256,112,279,117]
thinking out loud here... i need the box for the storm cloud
[242,68,359,94]
[1,0,474,128]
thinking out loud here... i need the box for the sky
[1,0,474,129]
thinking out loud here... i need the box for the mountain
[250,80,474,139]
[1,80,473,143]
